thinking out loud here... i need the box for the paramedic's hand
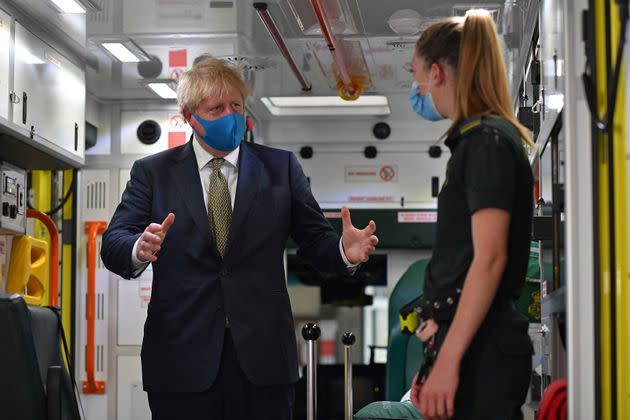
[136,213,175,263]
[411,358,459,420]
[340,206,378,264]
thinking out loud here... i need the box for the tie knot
[211,158,225,171]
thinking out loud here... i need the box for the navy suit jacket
[101,140,346,392]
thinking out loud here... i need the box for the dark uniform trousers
[147,329,295,420]
[436,301,533,420]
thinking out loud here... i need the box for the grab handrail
[82,221,107,395]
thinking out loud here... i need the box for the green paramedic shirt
[423,116,534,303]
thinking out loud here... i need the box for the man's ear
[182,108,192,124]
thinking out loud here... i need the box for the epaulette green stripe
[459,119,482,134]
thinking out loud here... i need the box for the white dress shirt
[130,138,357,272]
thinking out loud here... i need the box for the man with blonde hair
[101,57,378,419]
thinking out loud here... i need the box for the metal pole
[342,332,356,420]
[302,323,320,420]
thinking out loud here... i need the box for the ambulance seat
[0,293,80,420]
[385,259,429,402]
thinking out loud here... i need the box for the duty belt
[398,287,463,335]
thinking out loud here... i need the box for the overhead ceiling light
[148,83,177,99]
[268,96,388,107]
[102,43,141,62]
[140,79,178,99]
[100,40,150,63]
[49,0,101,13]
[261,96,390,116]
[49,0,86,13]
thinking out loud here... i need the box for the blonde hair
[177,57,249,112]
[415,12,534,148]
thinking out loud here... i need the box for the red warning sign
[168,132,186,149]
[397,211,438,223]
[169,49,187,68]
[169,114,185,129]
[169,68,185,82]
[348,196,395,202]
[345,165,397,182]
[379,165,396,182]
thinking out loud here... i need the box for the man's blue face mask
[409,80,445,122]
[192,112,247,152]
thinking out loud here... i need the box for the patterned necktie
[208,158,232,257]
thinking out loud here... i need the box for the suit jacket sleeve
[288,152,346,275]
[101,160,152,279]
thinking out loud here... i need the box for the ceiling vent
[385,39,417,51]
[219,55,273,71]
[387,9,423,36]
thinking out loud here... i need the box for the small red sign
[380,165,396,182]
[170,68,185,82]
[169,49,187,68]
[168,132,187,149]
[348,196,395,202]
[169,114,185,129]
[397,211,438,223]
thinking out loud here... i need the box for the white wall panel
[117,356,151,420]
[76,170,111,420]
[0,8,11,120]
[292,147,447,207]
[117,271,152,346]
[120,110,193,155]
[120,111,168,155]
[117,167,153,347]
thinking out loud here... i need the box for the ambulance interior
[0,0,627,419]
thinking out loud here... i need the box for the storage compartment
[12,22,85,160]
[123,0,237,35]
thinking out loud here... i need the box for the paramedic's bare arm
[411,208,510,418]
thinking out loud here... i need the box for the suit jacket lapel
[168,141,220,258]
[224,142,263,257]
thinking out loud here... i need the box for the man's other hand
[340,206,378,264]
[136,213,175,263]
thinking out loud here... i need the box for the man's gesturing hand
[340,206,378,264]
[136,213,175,263]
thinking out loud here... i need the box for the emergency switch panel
[0,162,27,235]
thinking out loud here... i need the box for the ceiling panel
[81,0,535,116]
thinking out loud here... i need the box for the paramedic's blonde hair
[415,11,535,148]
[177,57,249,112]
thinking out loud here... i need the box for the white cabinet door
[12,22,85,159]
[0,8,11,120]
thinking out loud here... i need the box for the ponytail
[415,11,534,148]
[453,10,534,147]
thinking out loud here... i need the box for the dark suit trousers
[147,329,295,420]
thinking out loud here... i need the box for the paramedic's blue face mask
[409,80,445,122]
[192,112,246,152]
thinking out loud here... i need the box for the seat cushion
[354,400,423,419]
